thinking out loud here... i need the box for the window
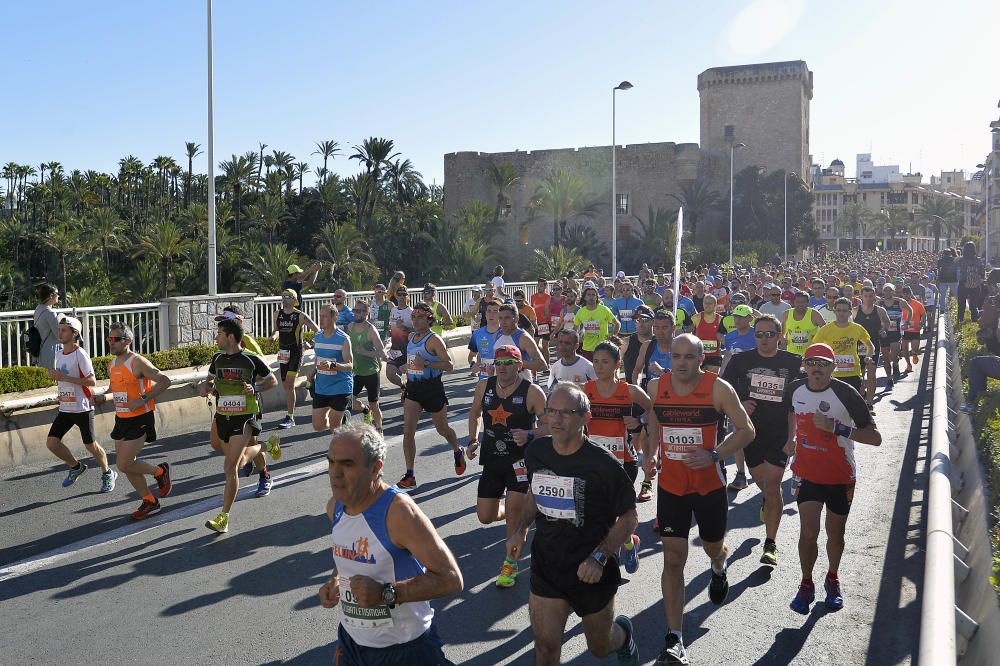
[912,193,919,204]
[888,192,907,205]
[844,194,857,204]
[880,192,886,205]
[616,192,629,215]
[724,125,735,140]
[501,201,512,217]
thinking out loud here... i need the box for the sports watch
[590,550,609,567]
[710,449,720,464]
[381,582,397,608]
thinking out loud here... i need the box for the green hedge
[0,366,56,394]
[953,307,1000,596]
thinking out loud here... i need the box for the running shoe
[727,471,748,491]
[155,462,172,497]
[621,534,641,574]
[130,498,161,521]
[205,511,229,533]
[656,633,688,665]
[496,558,518,588]
[278,415,295,429]
[255,473,273,497]
[912,354,920,365]
[637,480,653,503]
[397,474,417,489]
[790,581,815,614]
[63,463,87,487]
[824,576,844,610]
[241,459,256,478]
[614,615,639,666]
[266,434,282,461]
[363,408,372,425]
[760,542,778,567]
[454,449,467,475]
[708,568,729,605]
[100,469,117,494]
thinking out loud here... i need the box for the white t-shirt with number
[54,345,95,413]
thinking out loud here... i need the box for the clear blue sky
[6,0,999,188]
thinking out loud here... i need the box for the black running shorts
[110,411,157,443]
[278,347,302,381]
[657,486,727,542]
[743,431,789,469]
[48,410,96,445]
[351,373,381,402]
[313,393,350,412]
[404,377,448,413]
[530,548,621,617]
[796,479,855,516]
[477,460,529,499]
[215,413,262,443]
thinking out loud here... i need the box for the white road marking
[0,415,471,583]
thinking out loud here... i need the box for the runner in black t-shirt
[721,314,803,567]
[506,383,639,665]
[467,345,547,590]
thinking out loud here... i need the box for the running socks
[405,468,414,477]
[142,492,156,503]
[623,538,636,550]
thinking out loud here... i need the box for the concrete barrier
[0,329,473,471]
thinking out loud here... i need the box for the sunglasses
[804,359,834,367]
[494,358,521,366]
[107,336,126,342]
[754,330,779,338]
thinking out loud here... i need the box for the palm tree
[313,140,340,182]
[667,179,722,241]
[915,199,963,250]
[420,219,495,283]
[246,194,291,244]
[44,217,82,305]
[219,154,255,235]
[314,222,377,289]
[132,218,193,297]
[489,161,519,227]
[90,207,125,266]
[628,205,679,266]
[527,169,604,247]
[531,245,590,279]
[871,205,913,250]
[239,243,300,295]
[128,259,162,302]
[256,142,268,190]
[563,223,609,266]
[385,158,424,211]
[294,161,311,194]
[838,202,874,251]
[349,137,400,227]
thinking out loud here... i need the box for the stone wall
[162,292,256,347]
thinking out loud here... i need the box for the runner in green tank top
[422,284,454,336]
[348,300,388,432]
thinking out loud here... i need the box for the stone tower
[698,60,813,182]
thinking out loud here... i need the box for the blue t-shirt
[610,296,644,334]
[808,296,826,309]
[724,328,756,355]
[336,306,354,327]
[676,295,696,317]
[468,326,501,379]
[314,328,353,396]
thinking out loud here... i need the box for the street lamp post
[729,142,746,265]
[611,80,633,278]
[783,171,797,264]
[977,161,992,265]
[206,0,217,296]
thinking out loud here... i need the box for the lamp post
[611,80,633,278]
[729,142,746,265]
[783,171,798,264]
[206,0,217,295]
[978,161,992,265]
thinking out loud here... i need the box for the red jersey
[653,372,724,495]
[693,312,724,358]
[584,379,636,463]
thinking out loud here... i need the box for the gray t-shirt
[759,300,792,318]
[33,304,61,368]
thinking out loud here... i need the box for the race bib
[748,373,785,402]
[513,459,528,484]
[790,332,810,346]
[661,427,704,460]
[835,355,856,373]
[479,358,495,376]
[217,394,247,414]
[386,349,402,360]
[887,320,898,331]
[407,354,422,372]
[552,316,562,328]
[339,577,394,629]
[619,310,633,322]
[317,360,338,375]
[277,349,291,364]
[537,323,550,335]
[590,434,625,456]
[58,388,76,404]
[532,473,577,520]
[113,391,130,412]
[583,320,601,335]
[703,339,719,354]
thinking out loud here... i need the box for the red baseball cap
[493,345,522,362]
[803,343,836,363]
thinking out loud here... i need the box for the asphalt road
[0,356,928,665]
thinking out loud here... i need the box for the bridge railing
[920,308,1000,664]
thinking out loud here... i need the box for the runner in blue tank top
[312,305,354,433]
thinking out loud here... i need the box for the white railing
[0,303,162,368]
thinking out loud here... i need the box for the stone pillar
[161,293,257,348]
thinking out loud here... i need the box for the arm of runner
[527,383,550,438]
[129,356,172,410]
[812,309,826,328]
[438,303,453,328]
[270,311,280,342]
[506,490,538,560]
[682,378,754,470]
[351,493,463,606]
[783,411,797,457]
[466,379,487,458]
[579,507,640,584]
[300,311,320,334]
[643,378,660,475]
[332,336,353,373]
[251,354,278,393]
[368,326,388,361]
[425,336,454,372]
[611,313,621,336]
[518,333,548,372]
[304,261,322,289]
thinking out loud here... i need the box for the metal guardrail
[920,308,1000,664]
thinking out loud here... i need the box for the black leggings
[957,285,983,323]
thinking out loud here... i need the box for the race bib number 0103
[662,427,704,460]
[531,473,577,520]
[339,577,394,629]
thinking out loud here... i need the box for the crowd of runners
[35,247,969,664]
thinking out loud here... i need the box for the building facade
[443,60,814,274]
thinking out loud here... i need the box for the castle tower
[698,60,813,181]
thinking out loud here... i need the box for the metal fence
[0,303,163,368]
[920,308,1000,664]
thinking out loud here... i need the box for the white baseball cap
[59,316,83,333]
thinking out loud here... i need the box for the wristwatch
[710,449,720,464]
[140,392,148,402]
[381,582,397,608]
[590,550,609,567]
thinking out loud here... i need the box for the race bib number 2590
[531,473,577,520]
